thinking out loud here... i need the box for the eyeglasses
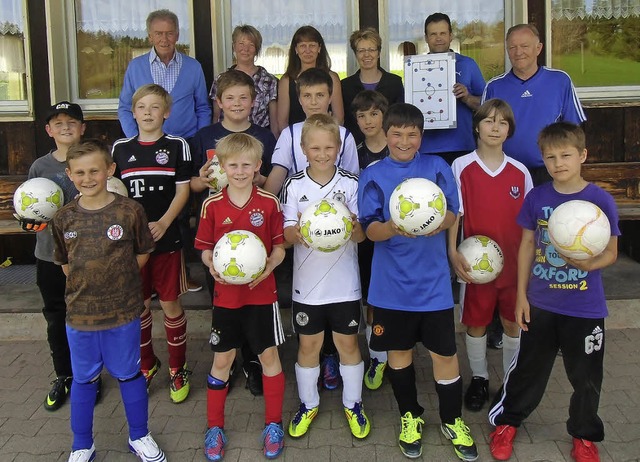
[356,48,379,55]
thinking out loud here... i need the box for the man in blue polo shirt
[482,23,586,184]
[419,13,485,165]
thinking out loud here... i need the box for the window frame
[0,0,33,119]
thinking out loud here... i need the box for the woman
[276,25,344,133]
[209,25,279,137]
[341,28,405,144]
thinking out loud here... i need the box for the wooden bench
[0,176,28,235]
[582,162,640,220]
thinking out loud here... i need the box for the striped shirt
[149,48,182,93]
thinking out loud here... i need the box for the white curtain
[551,0,640,20]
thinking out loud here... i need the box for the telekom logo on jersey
[127,178,164,198]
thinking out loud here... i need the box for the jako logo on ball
[389,178,446,235]
[213,230,267,285]
[13,177,64,221]
[547,200,610,260]
[457,235,504,284]
[299,198,353,252]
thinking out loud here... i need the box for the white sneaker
[68,444,96,462]
[128,433,166,462]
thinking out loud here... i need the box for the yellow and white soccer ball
[213,230,267,285]
[548,200,611,260]
[107,177,128,196]
[207,155,228,192]
[299,198,353,252]
[389,178,447,235]
[13,177,64,222]
[457,235,504,284]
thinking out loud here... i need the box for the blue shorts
[66,318,141,383]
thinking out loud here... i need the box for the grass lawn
[552,51,640,87]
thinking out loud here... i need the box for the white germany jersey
[281,168,361,305]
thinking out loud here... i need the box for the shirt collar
[149,47,181,66]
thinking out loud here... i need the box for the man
[419,13,485,165]
[482,23,586,184]
[118,9,211,139]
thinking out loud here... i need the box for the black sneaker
[398,412,424,458]
[44,376,72,411]
[243,360,263,396]
[464,377,489,412]
[487,331,503,349]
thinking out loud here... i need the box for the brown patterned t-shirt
[51,194,155,330]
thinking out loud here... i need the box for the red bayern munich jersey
[194,185,284,308]
[452,151,533,288]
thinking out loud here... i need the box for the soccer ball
[299,198,353,252]
[107,177,128,196]
[389,178,447,235]
[212,230,267,285]
[13,177,64,222]
[207,154,228,192]
[548,200,611,260]
[457,235,504,284]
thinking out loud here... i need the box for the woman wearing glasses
[341,28,405,144]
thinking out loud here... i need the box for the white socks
[295,363,320,409]
[339,361,364,409]
[365,325,387,363]
[465,333,489,379]
[502,334,520,376]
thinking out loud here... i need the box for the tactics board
[404,52,457,130]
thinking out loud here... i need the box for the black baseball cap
[46,101,84,123]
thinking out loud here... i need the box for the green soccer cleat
[44,376,72,412]
[364,358,387,390]
[441,417,479,461]
[398,412,424,458]
[142,357,161,391]
[288,403,318,438]
[169,365,192,404]
[344,401,371,438]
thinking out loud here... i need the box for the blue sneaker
[262,422,284,459]
[321,353,341,390]
[204,427,227,461]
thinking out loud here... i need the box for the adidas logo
[222,217,232,225]
[300,195,309,202]
[521,90,533,98]
[348,320,358,327]
[592,326,603,335]
[128,155,137,162]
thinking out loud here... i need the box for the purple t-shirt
[517,182,620,318]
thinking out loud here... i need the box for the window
[0,0,30,115]
[380,0,507,81]
[212,0,357,78]
[48,1,193,112]
[549,0,640,100]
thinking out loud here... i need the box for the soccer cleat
[169,365,192,403]
[398,412,424,458]
[441,417,478,461]
[487,330,503,349]
[44,376,72,411]
[571,438,600,462]
[128,433,166,462]
[288,403,319,438]
[187,278,203,292]
[68,444,96,462]
[142,357,161,391]
[489,424,517,461]
[243,360,263,396]
[204,426,227,461]
[464,377,489,412]
[344,401,371,438]
[364,358,386,390]
[320,353,341,390]
[262,422,285,459]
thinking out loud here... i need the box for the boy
[488,122,620,462]
[15,101,104,411]
[112,84,193,403]
[190,69,277,396]
[194,133,286,461]
[358,103,478,461]
[264,67,358,390]
[50,139,164,462]
[447,99,533,412]
[351,90,389,390]
[282,114,370,439]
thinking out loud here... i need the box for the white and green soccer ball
[389,178,446,235]
[207,154,228,192]
[457,235,504,284]
[13,177,64,222]
[213,230,267,285]
[548,200,610,260]
[299,198,353,252]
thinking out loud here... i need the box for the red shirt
[195,186,284,308]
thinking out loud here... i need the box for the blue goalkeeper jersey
[358,153,459,312]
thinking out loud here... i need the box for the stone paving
[1,326,639,461]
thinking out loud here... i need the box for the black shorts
[369,306,457,356]
[292,300,363,336]
[209,303,285,354]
